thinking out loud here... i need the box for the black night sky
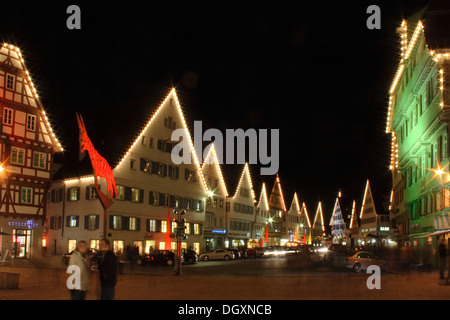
[0,0,435,224]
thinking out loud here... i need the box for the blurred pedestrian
[439,238,447,280]
[98,238,118,300]
[68,240,90,300]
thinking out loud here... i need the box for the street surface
[0,254,450,300]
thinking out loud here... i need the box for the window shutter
[176,167,179,179]
[199,200,204,212]
[109,215,114,229]
[146,219,150,232]
[199,224,203,235]
[159,193,165,207]
[156,220,162,232]
[124,187,132,201]
[151,161,159,174]
[162,164,167,177]
[50,189,55,202]
[50,216,55,230]
[122,217,130,230]
[139,189,144,203]
[170,195,175,208]
[95,215,100,229]
[140,158,146,171]
[168,165,172,178]
[75,216,80,227]
[86,186,90,200]
[67,188,71,201]
[149,191,154,205]
[185,169,189,180]
[66,216,71,227]
[136,218,141,231]
[84,215,89,229]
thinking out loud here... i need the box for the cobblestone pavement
[1,261,450,300]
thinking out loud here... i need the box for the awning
[414,229,450,238]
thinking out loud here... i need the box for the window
[85,215,99,230]
[90,240,99,250]
[149,191,159,206]
[129,217,137,231]
[26,114,36,131]
[112,216,122,230]
[68,239,77,253]
[113,240,124,254]
[141,136,147,146]
[10,147,25,165]
[161,220,167,233]
[49,216,62,230]
[86,185,98,200]
[147,219,157,232]
[185,223,190,234]
[67,216,79,228]
[33,152,46,169]
[68,187,80,201]
[130,159,136,170]
[193,242,200,254]
[116,185,125,200]
[6,74,15,90]
[3,108,13,125]
[21,187,32,204]
[131,188,141,202]
[194,223,200,235]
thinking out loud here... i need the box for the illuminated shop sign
[8,220,39,229]
[211,229,226,234]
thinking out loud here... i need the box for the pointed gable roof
[0,43,63,152]
[359,179,377,219]
[268,174,287,212]
[289,192,301,213]
[232,162,256,202]
[349,200,358,229]
[257,182,270,211]
[113,88,208,192]
[299,202,312,228]
[312,202,325,231]
[202,143,228,197]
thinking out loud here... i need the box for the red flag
[264,224,269,242]
[165,208,171,250]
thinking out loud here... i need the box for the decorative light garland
[2,43,63,152]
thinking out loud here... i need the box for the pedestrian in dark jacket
[98,238,117,300]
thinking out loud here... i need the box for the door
[14,235,26,258]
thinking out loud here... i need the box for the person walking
[98,238,118,300]
[68,240,91,300]
[439,238,447,279]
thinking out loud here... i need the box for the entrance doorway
[12,229,31,259]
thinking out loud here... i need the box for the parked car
[225,248,241,259]
[139,250,178,266]
[246,248,258,259]
[62,248,99,265]
[346,251,389,273]
[182,249,198,264]
[199,249,235,261]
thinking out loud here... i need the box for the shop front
[1,217,42,260]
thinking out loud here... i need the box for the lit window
[161,220,167,233]
[116,185,125,200]
[112,216,122,230]
[129,217,136,231]
[131,188,140,202]
[69,216,78,227]
[148,219,156,232]
[68,187,80,201]
[194,223,200,235]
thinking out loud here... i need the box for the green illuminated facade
[388,15,450,266]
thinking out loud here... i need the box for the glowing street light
[435,167,445,176]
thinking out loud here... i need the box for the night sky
[0,0,433,225]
